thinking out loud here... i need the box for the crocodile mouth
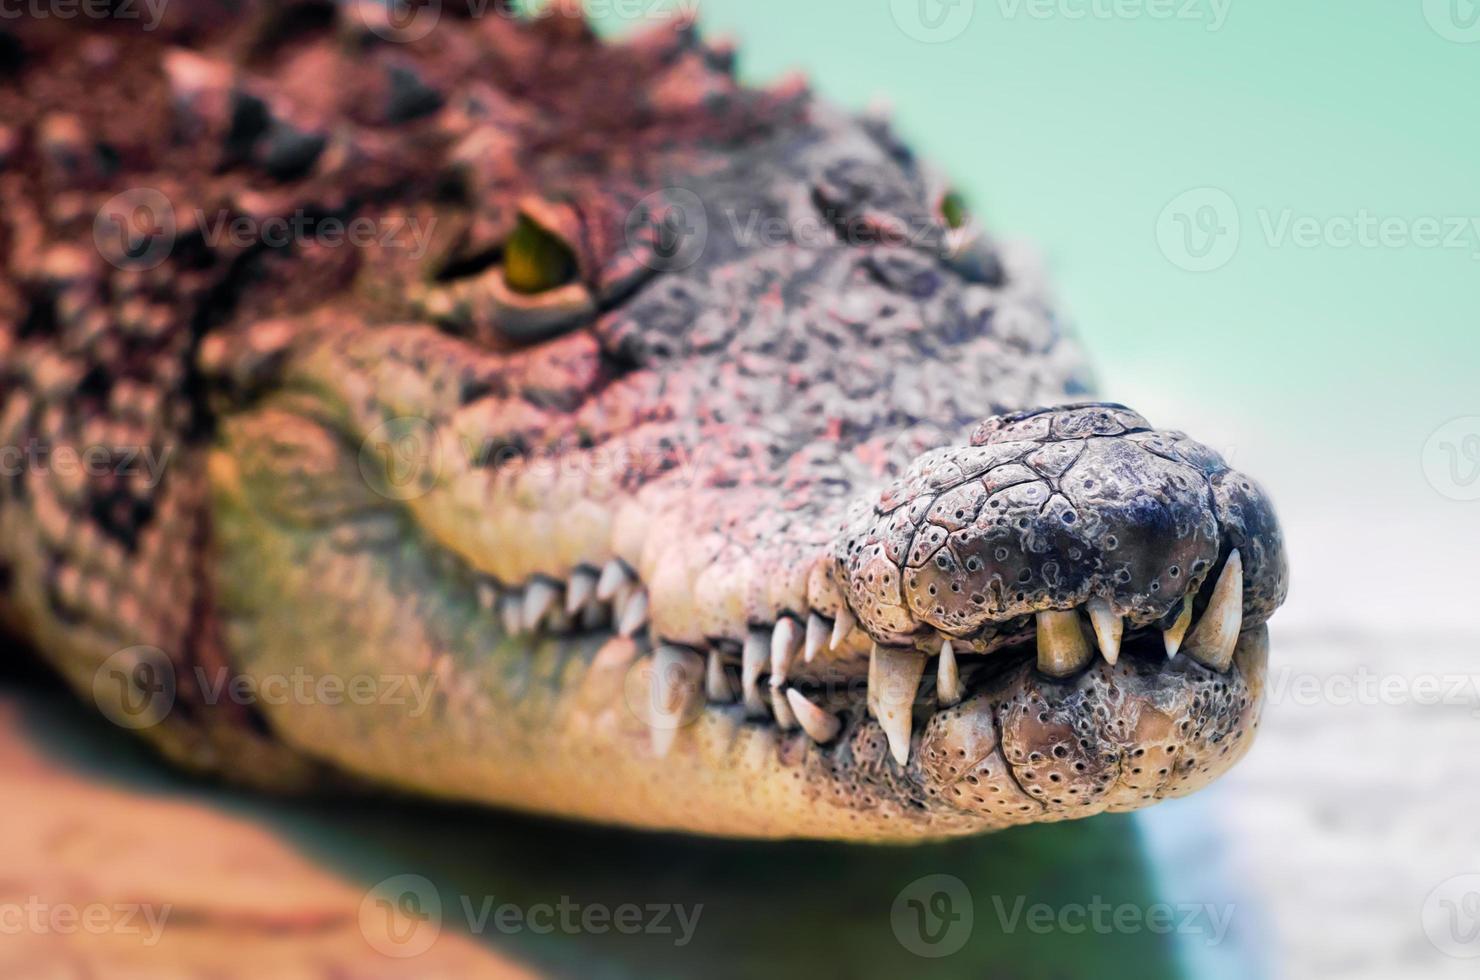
[433,540,1262,767]
[213,372,1285,838]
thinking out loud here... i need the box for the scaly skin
[0,4,1286,840]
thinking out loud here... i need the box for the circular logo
[891,873,973,958]
[622,650,705,736]
[1156,187,1240,272]
[92,645,176,730]
[625,187,708,274]
[360,874,443,958]
[359,417,442,501]
[1422,873,1480,958]
[353,0,442,43]
[1423,417,1480,501]
[1423,0,1480,42]
[93,188,176,271]
[890,0,975,43]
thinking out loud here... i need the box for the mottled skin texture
[0,4,1287,840]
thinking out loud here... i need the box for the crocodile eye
[941,190,969,230]
[503,214,578,294]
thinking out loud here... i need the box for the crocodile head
[194,13,1287,840]
[1,8,1286,841]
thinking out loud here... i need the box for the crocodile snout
[835,403,1288,648]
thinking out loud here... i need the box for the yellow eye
[941,190,969,230]
[503,215,578,295]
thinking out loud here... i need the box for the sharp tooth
[1184,550,1244,671]
[611,580,635,617]
[1085,598,1123,665]
[1036,609,1092,677]
[705,649,734,702]
[617,588,649,638]
[501,593,524,636]
[804,613,829,663]
[786,688,842,743]
[829,606,856,650]
[595,559,632,602]
[650,646,702,758]
[1164,597,1193,659]
[936,639,962,706]
[869,645,925,766]
[523,579,559,631]
[565,568,597,615]
[477,580,499,611]
[769,685,799,730]
[770,617,803,683]
[741,629,769,717]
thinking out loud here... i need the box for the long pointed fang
[770,617,803,683]
[1184,550,1244,671]
[830,606,856,650]
[936,639,962,706]
[869,644,925,766]
[1086,598,1123,665]
[804,613,829,663]
[595,559,632,602]
[617,588,649,638]
[770,685,799,730]
[1164,597,1193,659]
[786,688,842,743]
[565,568,597,615]
[522,579,559,631]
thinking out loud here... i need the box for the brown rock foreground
[0,689,537,980]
